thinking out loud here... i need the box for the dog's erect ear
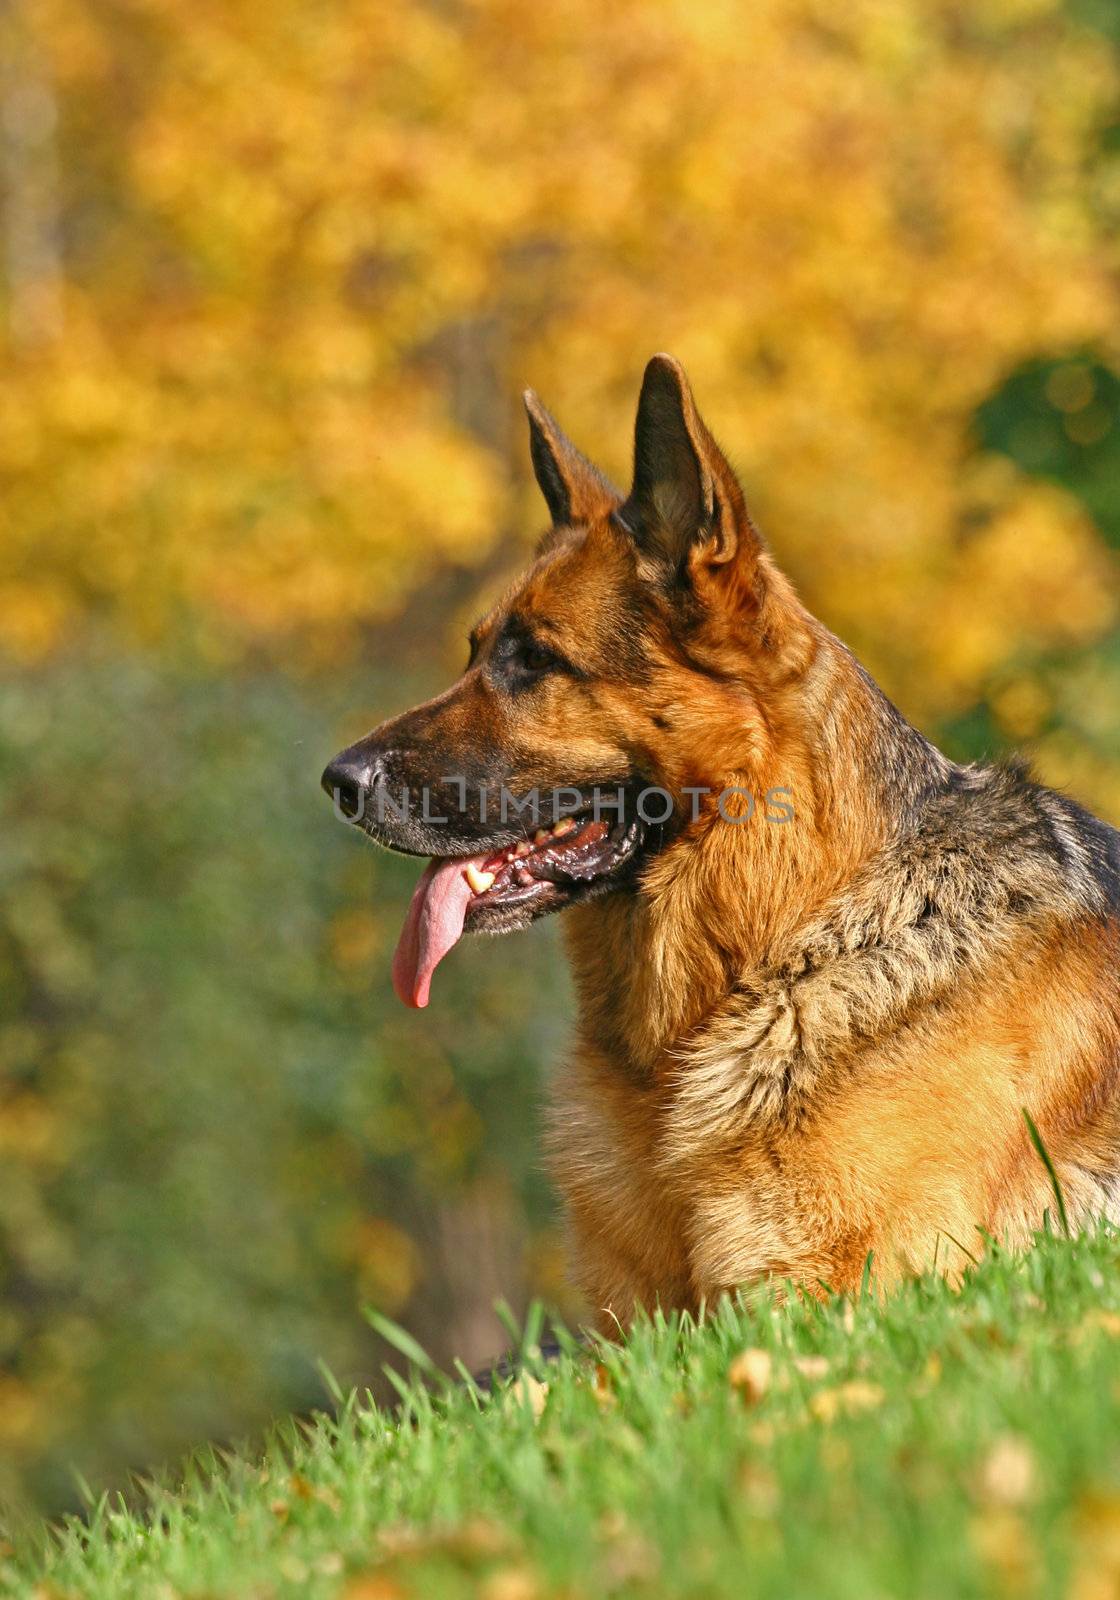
[523,390,619,527]
[621,354,759,583]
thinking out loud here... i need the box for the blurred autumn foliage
[0,0,1118,1516]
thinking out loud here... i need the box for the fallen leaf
[809,1381,885,1423]
[729,1348,772,1404]
[979,1436,1036,1509]
[341,1578,407,1600]
[792,1355,830,1382]
[480,1567,540,1600]
[513,1374,549,1419]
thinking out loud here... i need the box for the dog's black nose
[321,750,373,820]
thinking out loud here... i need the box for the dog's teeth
[533,828,549,845]
[465,864,496,894]
[552,818,576,837]
[513,840,532,858]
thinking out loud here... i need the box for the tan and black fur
[324,355,1120,1326]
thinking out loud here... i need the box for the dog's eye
[489,623,571,685]
[517,640,558,676]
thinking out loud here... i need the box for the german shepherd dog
[323,355,1120,1325]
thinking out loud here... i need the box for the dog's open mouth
[392,812,643,1008]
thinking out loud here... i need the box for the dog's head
[323,355,810,1005]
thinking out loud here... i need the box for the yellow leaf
[978,1436,1036,1509]
[809,1381,885,1423]
[728,1348,772,1404]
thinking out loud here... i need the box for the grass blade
[1023,1107,1071,1238]
[364,1308,440,1377]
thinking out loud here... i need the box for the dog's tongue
[392,856,485,1009]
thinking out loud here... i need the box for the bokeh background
[0,0,1119,1519]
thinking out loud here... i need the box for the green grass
[5,1228,1120,1600]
